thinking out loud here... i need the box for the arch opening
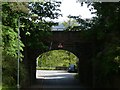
[36,50,79,80]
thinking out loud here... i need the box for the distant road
[36,70,76,79]
[30,70,86,90]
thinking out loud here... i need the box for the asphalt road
[30,70,86,90]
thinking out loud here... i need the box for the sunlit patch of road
[36,70,77,80]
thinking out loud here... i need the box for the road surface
[29,70,86,90]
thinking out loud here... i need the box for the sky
[54,0,95,22]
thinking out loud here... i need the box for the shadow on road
[21,70,88,90]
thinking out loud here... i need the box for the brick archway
[22,31,96,87]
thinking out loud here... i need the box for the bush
[36,67,56,70]
[2,52,28,90]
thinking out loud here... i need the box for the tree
[2,1,62,88]
[68,15,92,30]
[2,2,29,88]
[87,2,120,87]
[20,1,62,49]
[62,16,79,31]
[37,50,78,68]
[73,2,120,87]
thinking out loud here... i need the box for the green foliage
[2,25,24,58]
[2,52,28,89]
[62,17,79,31]
[20,1,61,49]
[2,2,28,89]
[65,15,92,31]
[36,67,55,70]
[29,2,62,19]
[2,2,62,89]
[74,2,120,87]
[37,50,78,68]
[89,2,120,87]
[9,2,29,13]
[2,2,28,28]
